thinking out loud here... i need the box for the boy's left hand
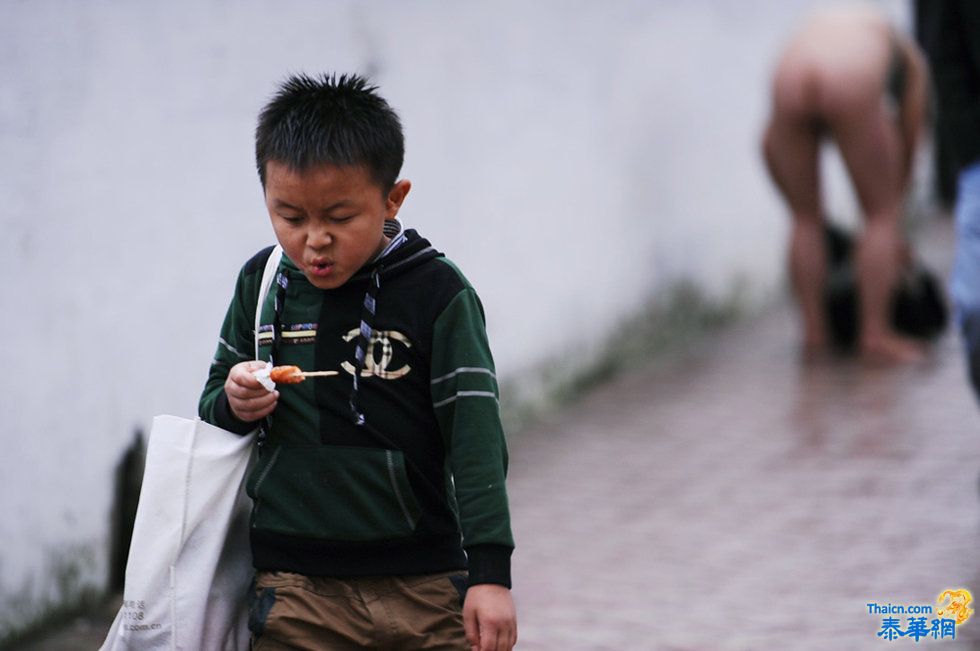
[463,584,517,651]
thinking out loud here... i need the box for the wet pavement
[18,222,980,650]
[508,221,980,649]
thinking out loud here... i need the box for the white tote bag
[101,245,282,651]
[100,416,256,650]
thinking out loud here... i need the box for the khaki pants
[249,570,469,650]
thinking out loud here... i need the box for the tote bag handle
[254,245,283,359]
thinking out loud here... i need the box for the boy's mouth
[309,259,334,278]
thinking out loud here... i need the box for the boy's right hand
[225,361,279,422]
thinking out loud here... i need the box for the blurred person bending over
[917,1,980,399]
[762,6,929,362]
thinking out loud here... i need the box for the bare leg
[829,91,924,362]
[763,75,827,353]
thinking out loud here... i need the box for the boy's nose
[307,227,333,249]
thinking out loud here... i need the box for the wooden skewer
[268,365,339,384]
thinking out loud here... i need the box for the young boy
[199,73,517,651]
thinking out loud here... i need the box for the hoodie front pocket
[250,445,422,541]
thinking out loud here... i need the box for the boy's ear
[385,179,412,219]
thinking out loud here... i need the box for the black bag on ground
[823,223,948,351]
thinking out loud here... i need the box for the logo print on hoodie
[341,329,412,379]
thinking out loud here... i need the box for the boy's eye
[330,215,356,224]
[279,213,303,223]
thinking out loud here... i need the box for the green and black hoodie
[199,229,513,587]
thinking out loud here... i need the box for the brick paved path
[508,227,980,650]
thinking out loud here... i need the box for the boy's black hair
[255,73,404,191]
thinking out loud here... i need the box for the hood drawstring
[349,265,382,426]
[348,229,411,426]
[260,270,290,446]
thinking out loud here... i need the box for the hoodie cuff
[213,390,259,435]
[465,544,513,588]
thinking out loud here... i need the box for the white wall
[0,0,912,629]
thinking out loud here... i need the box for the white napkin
[252,361,276,392]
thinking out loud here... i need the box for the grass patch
[0,544,106,650]
[500,279,746,435]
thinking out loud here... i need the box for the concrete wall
[0,0,914,632]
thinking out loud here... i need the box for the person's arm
[897,33,929,193]
[430,285,517,651]
[199,253,274,433]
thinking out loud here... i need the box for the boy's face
[264,161,410,290]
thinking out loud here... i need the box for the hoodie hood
[352,228,443,282]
